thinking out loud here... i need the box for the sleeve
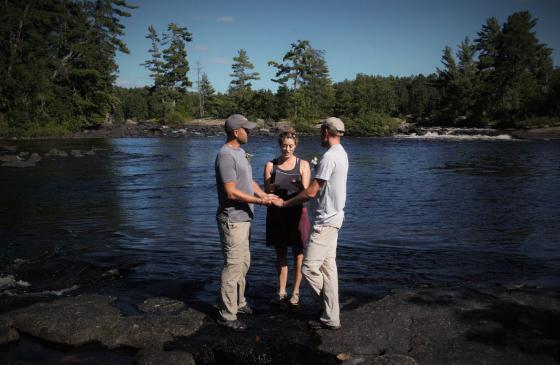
[217,153,237,183]
[314,155,335,181]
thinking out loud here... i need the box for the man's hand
[261,194,278,206]
[272,197,284,208]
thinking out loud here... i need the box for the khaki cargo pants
[217,219,251,321]
[302,225,340,327]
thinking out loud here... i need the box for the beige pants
[302,225,340,327]
[217,219,251,321]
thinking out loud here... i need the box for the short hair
[278,127,298,145]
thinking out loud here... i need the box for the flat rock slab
[0,153,41,167]
[1,287,559,364]
[137,297,186,314]
[317,287,560,365]
[1,294,204,351]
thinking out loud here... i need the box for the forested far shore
[1,1,559,138]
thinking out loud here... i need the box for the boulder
[45,148,68,157]
[316,287,560,365]
[1,153,42,167]
[1,294,204,351]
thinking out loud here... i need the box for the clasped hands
[260,194,285,208]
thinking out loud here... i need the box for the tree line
[0,0,135,136]
[1,2,558,136]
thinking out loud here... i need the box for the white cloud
[212,57,229,65]
[194,44,208,51]
[217,16,234,23]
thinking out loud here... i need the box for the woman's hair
[278,127,298,145]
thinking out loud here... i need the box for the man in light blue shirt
[274,117,348,330]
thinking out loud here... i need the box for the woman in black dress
[264,128,311,305]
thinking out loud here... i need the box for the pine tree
[495,11,553,122]
[0,0,134,132]
[229,49,260,92]
[141,25,164,88]
[161,23,192,92]
[268,40,333,122]
[199,72,215,117]
[455,37,480,123]
[474,16,502,121]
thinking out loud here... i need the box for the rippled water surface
[1,136,559,311]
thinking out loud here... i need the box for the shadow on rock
[460,291,560,362]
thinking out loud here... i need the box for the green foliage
[140,22,193,122]
[510,116,560,129]
[344,112,401,136]
[229,49,260,93]
[269,40,334,122]
[431,11,555,127]
[160,23,193,91]
[0,0,135,134]
[2,5,556,137]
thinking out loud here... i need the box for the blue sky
[115,0,560,93]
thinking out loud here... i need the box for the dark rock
[71,150,84,158]
[1,294,204,350]
[45,148,68,157]
[0,145,17,152]
[137,297,186,314]
[0,325,19,345]
[135,348,195,365]
[1,287,558,364]
[317,287,560,365]
[0,155,21,164]
[1,153,41,167]
[511,127,560,140]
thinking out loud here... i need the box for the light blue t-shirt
[313,144,348,228]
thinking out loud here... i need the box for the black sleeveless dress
[265,158,304,248]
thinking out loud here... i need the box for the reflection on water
[1,137,559,311]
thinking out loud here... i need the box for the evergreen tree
[161,23,192,91]
[268,40,333,122]
[455,37,481,123]
[435,46,459,123]
[141,25,164,88]
[474,16,502,121]
[229,49,260,92]
[494,11,553,123]
[0,0,134,132]
[228,49,259,115]
[199,72,216,117]
[141,22,192,122]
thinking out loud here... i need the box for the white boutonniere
[310,156,319,170]
[245,153,254,161]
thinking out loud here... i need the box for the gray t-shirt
[215,144,254,222]
[313,144,348,228]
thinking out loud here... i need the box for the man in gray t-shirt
[274,117,348,330]
[214,114,275,331]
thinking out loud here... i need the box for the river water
[1,136,559,312]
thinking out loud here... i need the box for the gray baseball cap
[224,114,257,131]
[316,117,345,136]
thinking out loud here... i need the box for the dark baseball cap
[224,114,257,131]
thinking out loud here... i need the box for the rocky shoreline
[2,124,558,168]
[396,125,560,140]
[1,285,559,364]
[2,121,560,141]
